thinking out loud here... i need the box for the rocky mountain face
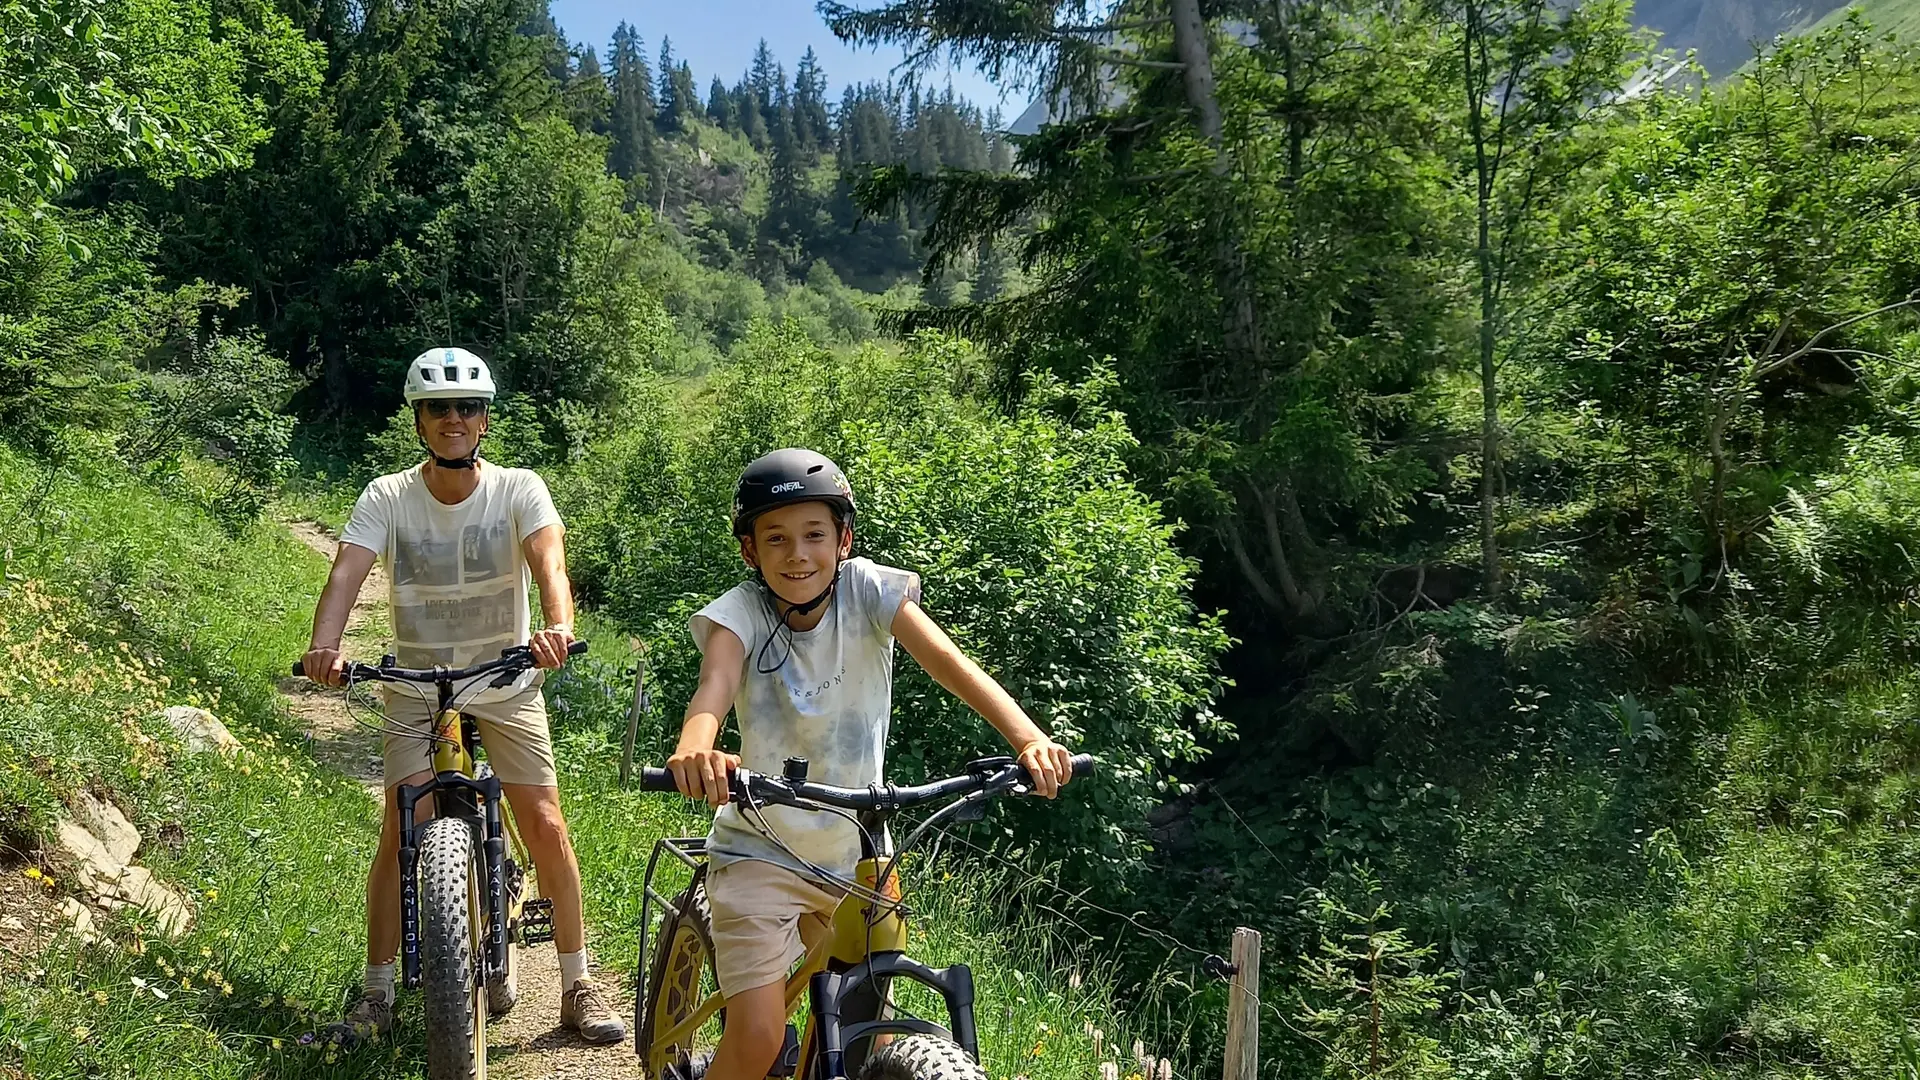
[1634,0,1848,74]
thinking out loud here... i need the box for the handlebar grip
[1069,753,1097,779]
[639,767,680,793]
[566,639,590,657]
[290,661,305,678]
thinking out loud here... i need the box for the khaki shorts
[708,859,845,998]
[379,683,558,789]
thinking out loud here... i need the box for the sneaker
[308,987,393,1049]
[561,977,627,1045]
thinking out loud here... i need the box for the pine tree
[567,44,612,135]
[656,37,683,132]
[708,75,735,129]
[793,47,832,161]
[607,23,657,183]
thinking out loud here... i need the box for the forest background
[13,0,1920,1075]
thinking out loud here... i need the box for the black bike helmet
[732,448,857,537]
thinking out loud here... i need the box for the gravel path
[282,520,643,1080]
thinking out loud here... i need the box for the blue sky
[548,0,1016,112]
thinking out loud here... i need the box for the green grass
[1810,1,1920,39]
[0,452,1165,1080]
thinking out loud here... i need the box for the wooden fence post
[1222,926,1261,1080]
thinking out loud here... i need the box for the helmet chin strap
[753,560,843,675]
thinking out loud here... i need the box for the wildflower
[258,995,273,1007]
[271,1038,283,1051]
[92,990,108,1005]
[72,1026,90,1041]
[203,888,219,902]
[23,867,42,881]
[200,946,212,957]
[1159,1061,1173,1080]
[1101,1065,1120,1080]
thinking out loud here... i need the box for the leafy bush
[567,324,1231,887]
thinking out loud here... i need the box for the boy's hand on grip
[1017,738,1074,799]
[667,747,741,808]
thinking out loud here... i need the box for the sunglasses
[421,398,487,419]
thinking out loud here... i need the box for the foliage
[0,0,316,251]
[392,117,673,417]
[1296,869,1453,1080]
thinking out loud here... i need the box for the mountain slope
[1636,0,1847,73]
[1807,0,1920,36]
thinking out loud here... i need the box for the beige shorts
[379,683,558,789]
[708,859,845,998]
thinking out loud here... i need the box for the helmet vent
[469,367,480,380]
[806,464,824,473]
[444,365,459,381]
[420,367,436,382]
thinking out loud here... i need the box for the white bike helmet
[404,347,497,403]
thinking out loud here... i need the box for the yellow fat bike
[632,753,1095,1080]
[294,640,587,1080]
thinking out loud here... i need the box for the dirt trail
[281,521,641,1080]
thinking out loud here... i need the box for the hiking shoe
[307,987,393,1049]
[561,977,627,1045]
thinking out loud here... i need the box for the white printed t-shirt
[340,460,562,704]
[690,557,921,876]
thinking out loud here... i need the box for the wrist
[543,622,572,635]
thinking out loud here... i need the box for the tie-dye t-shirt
[690,558,921,876]
[340,461,562,704]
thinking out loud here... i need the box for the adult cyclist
[299,348,625,1047]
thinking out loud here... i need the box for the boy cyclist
[666,448,1075,1080]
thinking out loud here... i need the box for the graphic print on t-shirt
[392,532,460,586]
[340,463,563,703]
[461,521,510,578]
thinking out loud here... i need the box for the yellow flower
[203,888,219,902]
[200,946,212,957]
[271,1038,283,1051]
[23,867,42,881]
[92,990,108,1005]
[72,1026,90,1041]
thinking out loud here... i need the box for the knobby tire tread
[855,1035,988,1080]
[420,816,485,1080]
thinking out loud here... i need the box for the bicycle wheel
[419,816,487,1080]
[854,1035,988,1080]
[638,874,723,1076]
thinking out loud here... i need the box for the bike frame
[638,839,980,1080]
[392,683,535,990]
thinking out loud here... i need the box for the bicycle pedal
[518,897,555,945]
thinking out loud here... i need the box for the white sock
[558,949,589,988]
[365,962,396,1005]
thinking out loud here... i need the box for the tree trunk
[1478,215,1501,598]
[1169,0,1224,151]
[1466,9,1502,598]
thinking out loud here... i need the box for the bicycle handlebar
[638,753,1096,811]
[290,640,589,684]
